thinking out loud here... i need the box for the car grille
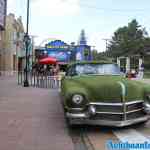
[90,101,146,121]
[95,105,123,113]
[93,114,124,121]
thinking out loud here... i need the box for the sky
[7,0,150,52]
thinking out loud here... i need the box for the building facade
[75,29,92,61]
[35,30,93,65]
[0,0,7,75]
[1,13,25,75]
[0,29,5,74]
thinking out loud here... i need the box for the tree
[92,49,112,61]
[108,19,148,57]
[92,49,99,60]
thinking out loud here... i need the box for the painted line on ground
[87,129,119,150]
[113,129,150,143]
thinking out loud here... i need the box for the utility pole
[102,38,111,57]
[102,38,111,51]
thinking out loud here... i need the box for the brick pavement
[0,76,74,150]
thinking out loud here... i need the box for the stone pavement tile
[0,76,74,150]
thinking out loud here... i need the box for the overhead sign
[47,45,68,49]
[46,40,70,62]
[0,0,6,30]
[46,40,69,50]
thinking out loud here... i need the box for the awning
[57,62,68,65]
[39,57,57,64]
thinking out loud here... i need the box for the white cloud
[31,0,80,17]
[7,0,16,13]
[88,32,112,52]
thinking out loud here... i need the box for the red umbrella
[39,57,57,64]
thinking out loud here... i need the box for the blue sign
[46,40,70,62]
[46,40,69,49]
[48,51,69,62]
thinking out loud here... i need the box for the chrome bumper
[65,101,150,127]
[66,112,149,127]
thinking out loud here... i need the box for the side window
[66,67,72,76]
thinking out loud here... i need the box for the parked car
[61,61,150,127]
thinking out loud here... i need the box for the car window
[75,64,121,75]
[102,64,121,75]
[66,66,76,76]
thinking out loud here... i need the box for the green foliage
[108,19,149,57]
[92,49,99,60]
[92,50,113,62]
[84,48,89,56]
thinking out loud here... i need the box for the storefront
[35,39,93,67]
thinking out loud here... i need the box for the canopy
[39,57,57,64]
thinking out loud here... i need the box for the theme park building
[35,30,93,64]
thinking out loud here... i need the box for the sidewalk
[0,76,74,150]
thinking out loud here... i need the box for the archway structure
[117,55,143,73]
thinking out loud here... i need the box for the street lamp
[24,0,30,87]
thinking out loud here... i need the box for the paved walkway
[0,76,74,150]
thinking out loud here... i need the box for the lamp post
[24,0,30,87]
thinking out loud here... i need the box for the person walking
[138,63,144,79]
[52,64,59,88]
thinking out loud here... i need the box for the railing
[18,71,61,89]
[0,71,18,76]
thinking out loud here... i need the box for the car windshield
[75,64,121,75]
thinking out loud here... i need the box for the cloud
[31,0,80,17]
[7,0,16,13]
[88,32,112,52]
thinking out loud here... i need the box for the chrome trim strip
[96,111,123,115]
[126,101,143,105]
[68,116,149,127]
[118,81,126,120]
[90,100,143,106]
[96,108,144,115]
[65,101,144,111]
[66,112,88,118]
[66,108,144,117]
[65,107,84,111]
[126,108,144,114]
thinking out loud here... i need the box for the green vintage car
[61,61,150,127]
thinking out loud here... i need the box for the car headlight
[72,94,84,104]
[144,102,150,108]
[143,95,150,114]
[147,95,150,100]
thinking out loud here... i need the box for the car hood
[69,75,144,103]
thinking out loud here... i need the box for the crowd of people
[32,63,60,76]
[124,64,144,79]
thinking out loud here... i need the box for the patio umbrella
[39,57,57,64]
